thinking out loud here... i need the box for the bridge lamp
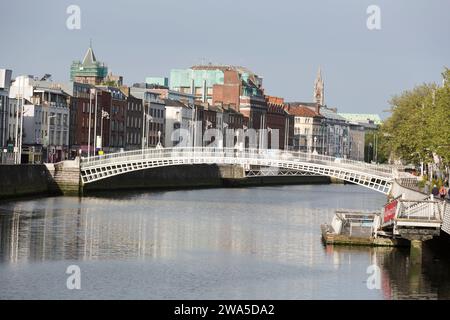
[156,130,162,149]
[313,136,318,155]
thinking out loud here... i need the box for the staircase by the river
[45,159,81,195]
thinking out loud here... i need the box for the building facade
[9,76,70,163]
[123,89,143,151]
[0,69,12,160]
[130,87,165,148]
[98,86,126,151]
[164,99,193,147]
[285,103,324,153]
[170,66,225,104]
[265,95,290,150]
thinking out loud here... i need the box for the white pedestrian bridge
[80,147,406,194]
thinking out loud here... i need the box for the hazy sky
[0,0,448,116]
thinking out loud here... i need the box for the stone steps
[46,160,81,195]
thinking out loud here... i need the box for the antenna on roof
[40,74,52,81]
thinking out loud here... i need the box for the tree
[378,68,450,182]
[379,83,438,164]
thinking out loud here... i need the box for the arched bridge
[80,147,404,194]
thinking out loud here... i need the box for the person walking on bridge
[439,185,447,200]
[431,184,439,197]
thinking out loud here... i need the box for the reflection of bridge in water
[80,147,399,194]
[53,147,448,243]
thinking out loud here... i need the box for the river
[0,184,449,299]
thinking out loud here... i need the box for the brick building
[98,86,126,152]
[123,88,143,150]
[65,84,112,156]
[266,96,289,149]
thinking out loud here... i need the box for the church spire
[82,41,97,65]
[314,67,324,106]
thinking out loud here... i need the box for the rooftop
[319,107,347,121]
[285,105,322,118]
[164,98,188,108]
[338,113,382,125]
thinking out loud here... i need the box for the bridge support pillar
[399,229,437,266]
[409,239,423,265]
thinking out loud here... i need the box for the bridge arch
[80,147,396,194]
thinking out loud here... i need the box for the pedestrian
[439,185,447,200]
[448,187,450,201]
[431,184,439,197]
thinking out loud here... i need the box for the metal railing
[80,147,396,177]
[396,195,443,221]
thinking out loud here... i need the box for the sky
[0,0,449,117]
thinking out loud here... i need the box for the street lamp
[156,130,162,149]
[47,114,57,163]
[100,109,109,152]
[343,136,347,159]
[313,136,318,155]
[87,88,97,161]
[145,113,153,148]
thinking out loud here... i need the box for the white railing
[80,147,395,177]
[442,201,450,235]
[396,195,443,221]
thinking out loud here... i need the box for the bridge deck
[80,147,398,194]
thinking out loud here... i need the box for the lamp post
[13,94,22,164]
[189,103,197,148]
[313,136,318,155]
[14,77,26,164]
[343,136,347,159]
[46,114,56,163]
[100,109,109,152]
[93,89,98,156]
[156,130,162,149]
[266,126,272,150]
[146,114,153,148]
[87,88,96,161]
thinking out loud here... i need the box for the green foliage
[379,68,450,167]
[364,128,388,163]
[101,80,118,87]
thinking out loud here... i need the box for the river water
[0,184,449,299]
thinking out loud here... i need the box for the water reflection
[0,185,449,299]
[326,240,450,299]
[0,194,336,264]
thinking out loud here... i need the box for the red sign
[383,199,398,223]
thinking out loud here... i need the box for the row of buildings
[0,46,381,164]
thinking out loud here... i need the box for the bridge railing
[80,147,396,177]
[396,195,443,221]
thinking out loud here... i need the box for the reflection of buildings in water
[324,245,395,298]
[0,204,33,264]
[1,198,336,268]
[331,242,450,299]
